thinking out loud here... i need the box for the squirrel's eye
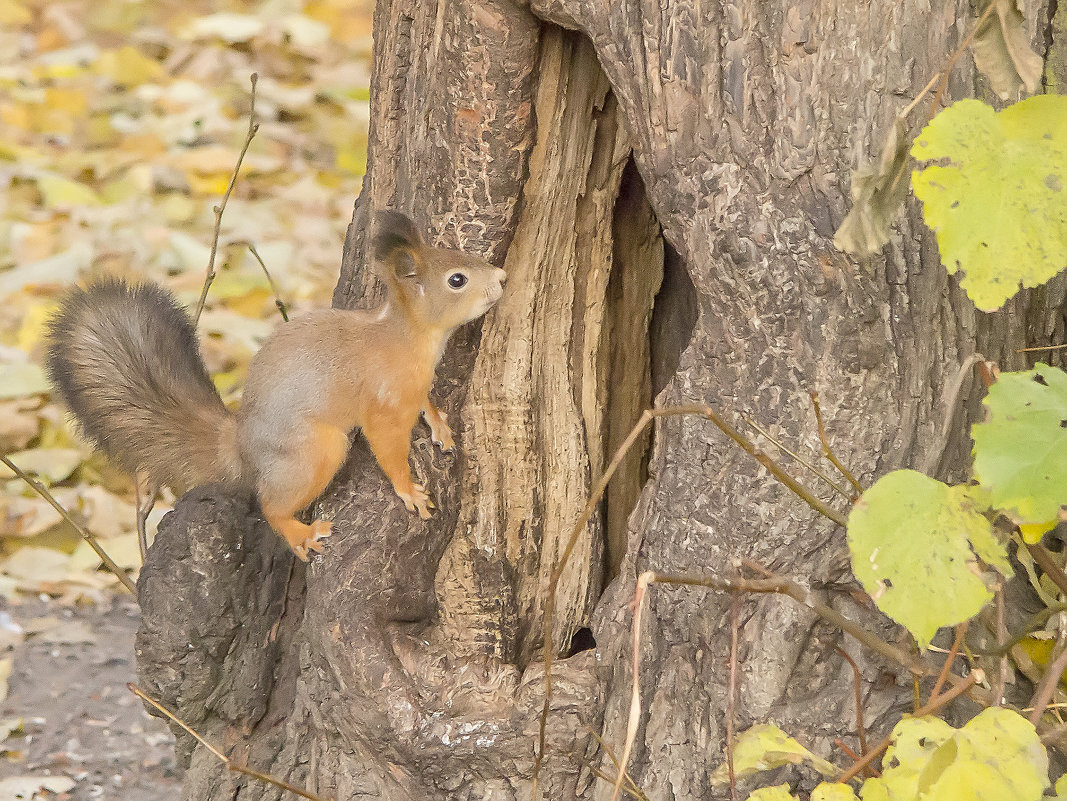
[448,272,468,289]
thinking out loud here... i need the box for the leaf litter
[0,0,371,796]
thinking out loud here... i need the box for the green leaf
[848,470,1005,647]
[970,0,1044,99]
[972,365,1067,527]
[959,486,1013,577]
[861,709,1047,801]
[710,723,838,785]
[911,96,1067,311]
[811,783,859,801]
[834,118,911,256]
[745,786,798,801]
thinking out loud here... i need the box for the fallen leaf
[0,398,42,452]
[0,657,10,703]
[0,717,22,744]
[93,45,163,87]
[0,242,93,296]
[35,172,103,209]
[69,532,141,573]
[0,611,23,650]
[0,775,77,799]
[0,448,84,484]
[0,496,63,538]
[37,619,95,645]
[0,0,31,26]
[0,364,50,401]
[184,12,265,43]
[0,547,72,589]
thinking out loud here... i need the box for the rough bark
[136,1,1066,799]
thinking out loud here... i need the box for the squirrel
[44,210,507,560]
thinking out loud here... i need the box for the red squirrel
[45,211,507,559]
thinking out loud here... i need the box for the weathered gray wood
[136,1,1065,799]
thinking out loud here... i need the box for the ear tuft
[372,211,424,264]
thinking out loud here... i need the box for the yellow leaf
[1018,635,1067,688]
[36,172,102,208]
[1019,521,1055,544]
[0,104,31,131]
[16,300,56,352]
[94,45,163,87]
[0,0,30,26]
[187,172,233,196]
[156,192,198,224]
[36,88,88,136]
[336,142,367,176]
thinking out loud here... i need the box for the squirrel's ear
[372,211,424,269]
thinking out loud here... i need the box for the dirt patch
[0,597,181,799]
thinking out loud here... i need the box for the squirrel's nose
[495,268,507,285]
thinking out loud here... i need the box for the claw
[397,484,434,519]
[424,409,456,452]
[293,520,332,560]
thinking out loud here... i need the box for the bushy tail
[45,278,242,493]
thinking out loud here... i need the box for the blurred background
[0,0,372,795]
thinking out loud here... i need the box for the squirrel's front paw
[397,483,434,520]
[291,519,332,561]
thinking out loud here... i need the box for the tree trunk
[136,1,1067,799]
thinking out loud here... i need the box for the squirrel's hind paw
[397,483,434,519]
[289,520,332,561]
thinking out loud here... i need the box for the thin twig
[970,601,1067,656]
[1016,344,1067,353]
[921,353,989,477]
[134,473,155,564]
[727,591,740,801]
[741,414,851,499]
[833,739,879,776]
[928,1,998,120]
[1028,643,1067,726]
[585,729,649,801]
[583,763,649,801]
[741,560,924,675]
[128,684,331,801]
[993,590,1008,706]
[607,566,980,791]
[2,455,137,594]
[834,646,870,766]
[193,73,260,325]
[248,244,290,322]
[610,571,653,801]
[533,403,849,793]
[1027,542,1067,597]
[837,671,982,784]
[898,71,943,120]
[810,392,863,496]
[929,622,968,701]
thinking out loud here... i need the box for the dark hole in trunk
[600,159,697,580]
